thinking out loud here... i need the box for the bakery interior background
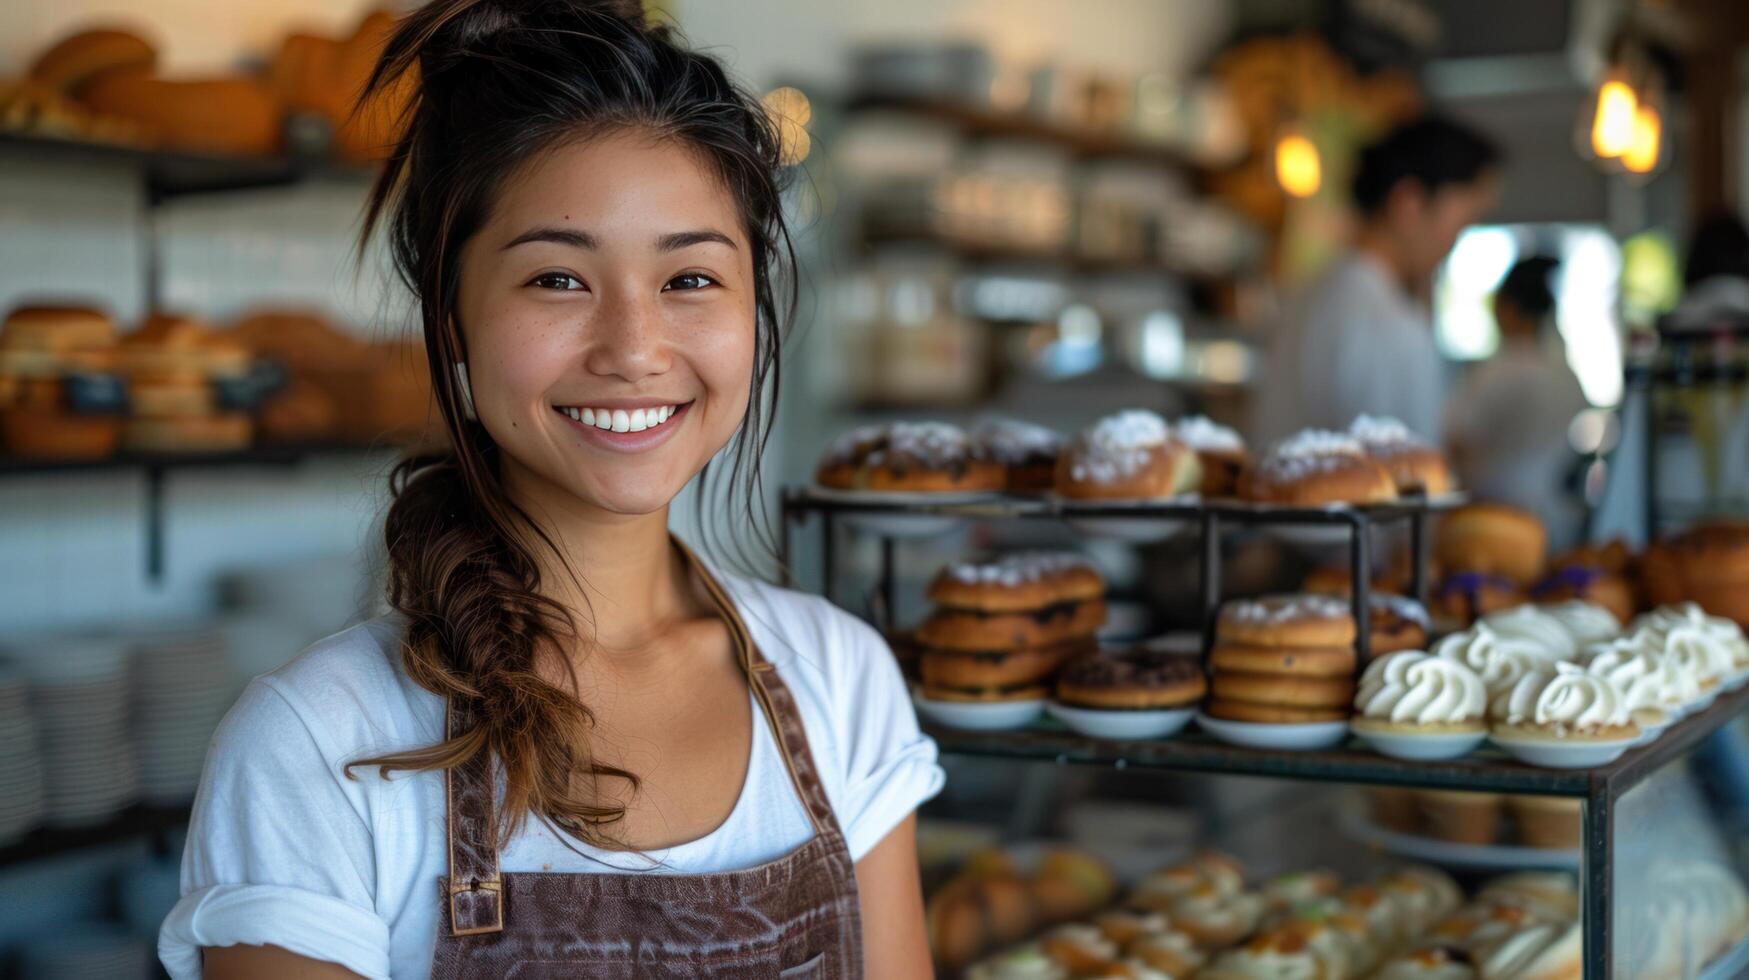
[2,0,1748,976]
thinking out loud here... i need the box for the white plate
[913,692,1044,731]
[1046,701,1196,740]
[1726,671,1749,692]
[806,486,1005,539]
[1053,495,1197,544]
[1633,716,1676,746]
[1336,803,1579,871]
[1194,713,1349,750]
[1691,688,1722,713]
[1353,725,1488,761]
[1489,732,1641,769]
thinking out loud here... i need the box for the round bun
[1204,698,1348,723]
[1642,522,1749,627]
[2,306,117,349]
[1054,409,1200,500]
[1349,414,1454,496]
[1207,643,1356,677]
[1209,671,1355,708]
[920,642,1083,690]
[1173,415,1249,497]
[0,406,120,459]
[916,599,1106,652]
[920,681,1048,703]
[28,29,157,95]
[1217,594,1357,648]
[1532,566,1637,626]
[1435,503,1548,586]
[928,552,1103,612]
[1241,429,1398,506]
[971,417,1061,493]
[1054,650,1207,709]
[81,73,283,156]
[814,421,1004,493]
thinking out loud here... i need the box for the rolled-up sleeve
[832,615,945,861]
[159,680,390,979]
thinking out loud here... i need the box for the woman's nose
[582,289,671,382]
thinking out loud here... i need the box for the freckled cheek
[683,311,756,413]
[471,313,575,415]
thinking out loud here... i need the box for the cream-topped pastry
[1370,946,1477,980]
[1491,662,1637,741]
[1583,641,1697,725]
[1126,929,1206,976]
[1539,599,1621,648]
[966,944,1071,980]
[1472,920,1580,980]
[1433,624,1544,702]
[1340,884,1410,950]
[1478,605,1579,661]
[1196,927,1328,980]
[1168,884,1265,949]
[1093,908,1173,946]
[1261,869,1341,911]
[1663,623,1739,690]
[1353,652,1487,733]
[1040,923,1120,973]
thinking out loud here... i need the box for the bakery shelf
[844,93,1197,170]
[0,802,189,870]
[859,229,1182,277]
[923,682,1749,803]
[0,131,375,200]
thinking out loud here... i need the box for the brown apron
[430,541,864,978]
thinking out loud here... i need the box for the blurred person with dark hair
[1257,115,1502,443]
[1669,209,1749,330]
[1445,256,1587,545]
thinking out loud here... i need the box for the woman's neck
[501,463,705,662]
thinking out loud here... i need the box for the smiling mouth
[552,402,691,433]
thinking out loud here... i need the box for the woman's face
[455,130,757,518]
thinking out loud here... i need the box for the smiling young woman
[155,2,943,977]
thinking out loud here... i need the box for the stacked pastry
[926,847,1117,973]
[917,553,1106,706]
[1349,414,1455,497]
[1372,872,1582,980]
[1206,595,1358,726]
[815,421,1004,493]
[971,417,1063,494]
[1054,409,1200,500]
[1240,429,1398,506]
[0,305,124,459]
[118,313,256,452]
[1642,522,1749,629]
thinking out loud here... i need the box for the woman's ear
[455,362,477,420]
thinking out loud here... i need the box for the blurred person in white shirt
[1257,115,1501,445]
[1446,256,1588,546]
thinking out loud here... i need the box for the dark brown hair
[348,0,795,849]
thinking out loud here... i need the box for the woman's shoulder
[230,613,442,762]
[713,570,891,677]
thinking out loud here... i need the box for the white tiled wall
[0,153,407,636]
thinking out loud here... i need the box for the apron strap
[674,535,844,840]
[444,699,505,936]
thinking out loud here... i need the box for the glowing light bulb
[1275,132,1321,198]
[1623,102,1661,174]
[1591,79,1637,159]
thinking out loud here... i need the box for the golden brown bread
[81,71,282,156]
[28,28,156,96]
[1216,594,1358,648]
[1435,502,1548,586]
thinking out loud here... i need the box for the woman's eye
[530,272,586,291]
[663,273,718,292]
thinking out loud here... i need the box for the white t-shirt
[158,566,944,980]
[1255,252,1447,445]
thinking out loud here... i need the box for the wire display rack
[778,484,1749,978]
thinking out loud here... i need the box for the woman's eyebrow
[502,227,598,251]
[656,229,737,251]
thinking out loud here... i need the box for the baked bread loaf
[1643,522,1749,627]
[1054,409,1199,499]
[1240,429,1397,506]
[1349,414,1454,496]
[815,421,1004,493]
[970,417,1061,492]
[927,552,1102,613]
[1054,650,1206,709]
[1435,503,1547,586]
[271,10,413,163]
[28,28,156,96]
[81,72,282,156]
[1172,414,1248,497]
[915,599,1106,652]
[0,305,124,459]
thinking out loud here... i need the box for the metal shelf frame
[777,485,1749,978]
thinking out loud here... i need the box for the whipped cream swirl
[1540,599,1622,648]
[1496,662,1630,731]
[1355,652,1486,725]
[1480,605,1580,661]
[1584,641,1699,712]
[1433,624,1544,695]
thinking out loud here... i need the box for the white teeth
[581,407,595,426]
[594,411,611,430]
[628,409,648,432]
[611,409,630,432]
[562,404,682,431]
[659,405,671,422]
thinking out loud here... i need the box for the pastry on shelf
[1429,572,1526,627]
[81,71,283,157]
[1534,562,1637,627]
[1054,409,1199,500]
[0,304,125,459]
[1434,503,1547,588]
[1643,525,1749,629]
[1506,795,1581,850]
[1413,790,1504,846]
[1240,428,1398,506]
[1476,605,1581,662]
[1053,649,1206,711]
[1432,622,1545,710]
[1206,595,1356,724]
[118,313,255,452]
[1171,414,1248,497]
[1537,599,1622,650]
[1580,636,1696,731]
[1351,651,1488,758]
[814,420,1004,493]
[970,416,1061,493]
[1350,413,1454,496]
[1489,662,1639,743]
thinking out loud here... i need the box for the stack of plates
[26,638,138,828]
[18,923,152,979]
[131,626,237,804]
[0,666,46,844]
